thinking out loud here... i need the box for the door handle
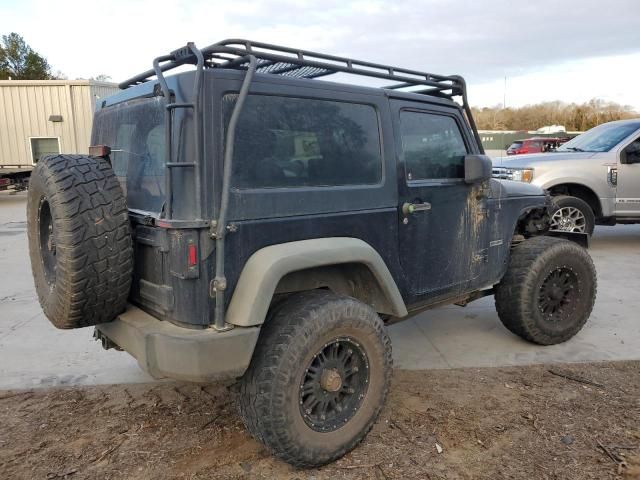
[402,202,431,216]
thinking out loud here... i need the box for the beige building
[0,80,119,169]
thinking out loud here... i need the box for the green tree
[0,33,53,80]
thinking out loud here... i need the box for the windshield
[557,121,640,153]
[91,97,166,214]
[508,141,523,149]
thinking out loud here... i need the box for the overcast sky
[2,0,640,109]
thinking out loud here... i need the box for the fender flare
[225,237,407,327]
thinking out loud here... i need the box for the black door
[391,100,489,300]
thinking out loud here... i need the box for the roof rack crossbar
[214,39,456,80]
[218,48,451,89]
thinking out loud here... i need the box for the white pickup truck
[493,119,640,234]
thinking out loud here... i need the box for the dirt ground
[1,362,639,480]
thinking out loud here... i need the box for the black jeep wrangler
[27,40,597,467]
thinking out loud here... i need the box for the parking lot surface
[1,191,639,390]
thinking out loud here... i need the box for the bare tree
[472,99,638,131]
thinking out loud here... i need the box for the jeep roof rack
[118,39,482,150]
[121,39,461,97]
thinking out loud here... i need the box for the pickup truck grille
[491,167,514,180]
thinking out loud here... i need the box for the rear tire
[27,154,133,329]
[238,290,392,467]
[550,195,595,235]
[494,236,596,345]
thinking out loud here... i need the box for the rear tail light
[188,243,197,266]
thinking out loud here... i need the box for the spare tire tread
[27,154,133,329]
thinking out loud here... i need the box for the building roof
[0,80,117,88]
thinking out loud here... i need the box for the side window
[223,94,382,189]
[92,96,166,214]
[624,136,640,163]
[399,111,468,180]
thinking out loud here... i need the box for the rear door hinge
[209,220,237,239]
[209,277,227,297]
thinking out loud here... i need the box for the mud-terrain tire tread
[494,236,596,345]
[238,290,392,468]
[27,154,133,329]
[551,195,595,235]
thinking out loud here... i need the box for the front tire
[550,195,595,235]
[495,236,596,345]
[238,290,392,467]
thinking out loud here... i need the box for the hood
[493,151,597,168]
[490,179,545,198]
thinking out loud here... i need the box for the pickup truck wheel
[550,195,595,235]
[494,236,596,345]
[238,290,392,467]
[27,154,133,329]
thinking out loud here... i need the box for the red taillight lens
[89,145,111,157]
[188,244,197,266]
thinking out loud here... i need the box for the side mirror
[621,151,629,164]
[464,154,492,184]
[620,150,640,165]
[621,142,640,164]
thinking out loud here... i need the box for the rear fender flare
[225,237,407,327]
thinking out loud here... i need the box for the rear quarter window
[223,94,383,189]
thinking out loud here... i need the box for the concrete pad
[0,192,154,389]
[1,190,639,389]
[390,225,640,369]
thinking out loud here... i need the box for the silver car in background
[493,119,640,234]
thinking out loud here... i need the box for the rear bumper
[95,305,260,382]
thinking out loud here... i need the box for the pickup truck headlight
[492,167,534,183]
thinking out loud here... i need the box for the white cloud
[470,52,640,109]
[2,0,639,108]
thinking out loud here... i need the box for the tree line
[471,99,638,132]
[2,31,639,131]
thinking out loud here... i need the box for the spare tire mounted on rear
[27,154,133,329]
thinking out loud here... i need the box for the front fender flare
[225,237,407,327]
